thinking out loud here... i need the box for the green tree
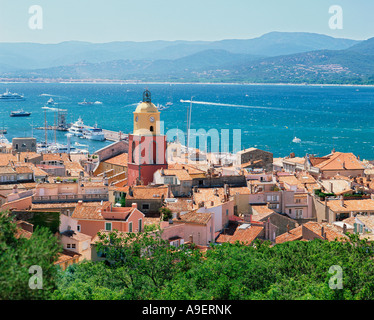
[159,207,172,221]
[119,194,126,207]
[52,228,374,300]
[0,211,62,300]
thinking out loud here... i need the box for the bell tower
[127,90,167,186]
[133,90,160,136]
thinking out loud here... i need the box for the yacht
[292,137,301,143]
[83,126,106,141]
[10,110,31,117]
[93,101,103,105]
[0,134,9,144]
[47,98,56,105]
[37,142,87,154]
[78,99,94,105]
[49,143,88,154]
[0,89,25,101]
[68,117,85,137]
[165,102,173,106]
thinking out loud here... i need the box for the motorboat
[10,110,31,117]
[78,99,94,105]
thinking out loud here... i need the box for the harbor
[35,124,128,142]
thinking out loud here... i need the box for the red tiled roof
[104,153,128,167]
[315,152,364,171]
[216,224,264,245]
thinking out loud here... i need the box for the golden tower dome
[133,90,160,135]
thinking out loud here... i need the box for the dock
[35,126,127,142]
[102,129,128,142]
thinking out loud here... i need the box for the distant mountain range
[2,32,374,84]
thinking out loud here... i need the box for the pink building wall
[76,208,145,239]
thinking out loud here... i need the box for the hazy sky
[0,0,373,43]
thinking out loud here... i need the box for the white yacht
[0,89,25,101]
[47,98,56,105]
[83,126,106,141]
[292,137,301,143]
[68,117,85,137]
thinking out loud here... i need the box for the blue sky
[0,0,373,43]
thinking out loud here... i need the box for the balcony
[32,193,109,204]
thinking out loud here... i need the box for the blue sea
[1,82,374,160]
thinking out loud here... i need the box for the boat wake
[42,106,67,111]
[179,100,332,115]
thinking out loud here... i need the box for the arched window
[150,126,154,132]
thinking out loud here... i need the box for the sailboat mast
[44,109,48,145]
[187,96,193,152]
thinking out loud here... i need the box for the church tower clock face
[149,116,155,123]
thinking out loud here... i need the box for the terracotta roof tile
[326,199,374,213]
[126,185,170,200]
[275,226,303,244]
[216,224,264,245]
[315,152,364,171]
[104,153,128,167]
[174,210,211,225]
[161,169,192,181]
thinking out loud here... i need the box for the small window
[67,244,71,248]
[142,204,150,210]
[138,219,142,232]
[77,225,81,232]
[72,244,76,249]
[226,209,229,216]
[105,222,112,231]
[129,222,133,233]
[150,126,154,132]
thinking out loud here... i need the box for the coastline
[0,79,374,87]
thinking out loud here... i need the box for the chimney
[343,223,347,234]
[132,203,138,209]
[321,226,325,238]
[77,200,83,206]
[287,224,290,233]
[189,234,193,243]
[340,196,344,207]
[177,212,181,220]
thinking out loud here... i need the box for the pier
[101,129,128,142]
[35,125,127,142]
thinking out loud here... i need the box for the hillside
[1,32,373,84]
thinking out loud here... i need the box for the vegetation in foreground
[1,212,374,300]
